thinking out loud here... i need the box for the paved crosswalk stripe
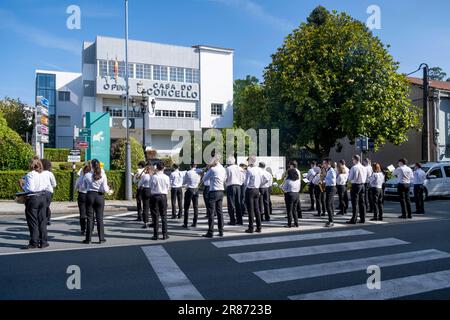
[141,245,204,300]
[255,249,450,283]
[229,238,409,263]
[212,229,373,248]
[288,269,450,300]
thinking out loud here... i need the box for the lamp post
[136,82,156,160]
[124,0,132,200]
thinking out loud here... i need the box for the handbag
[15,192,31,204]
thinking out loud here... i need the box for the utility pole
[124,0,132,200]
[422,64,429,162]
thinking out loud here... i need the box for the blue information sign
[85,112,111,170]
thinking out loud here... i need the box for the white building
[36,36,234,155]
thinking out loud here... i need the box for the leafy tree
[110,137,145,171]
[428,67,447,81]
[259,6,420,157]
[0,111,35,170]
[0,98,34,141]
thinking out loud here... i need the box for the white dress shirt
[203,164,226,192]
[138,174,153,189]
[225,164,243,187]
[336,172,349,186]
[133,168,144,184]
[312,172,322,185]
[75,175,89,194]
[84,172,110,193]
[306,167,318,183]
[324,168,337,187]
[260,170,273,188]
[348,163,366,184]
[41,170,57,193]
[281,179,301,193]
[22,171,47,194]
[245,166,263,189]
[169,169,184,188]
[151,172,170,195]
[394,165,413,184]
[364,165,373,184]
[413,169,427,185]
[183,169,201,189]
[369,172,385,189]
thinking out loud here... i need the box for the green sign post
[85,112,111,170]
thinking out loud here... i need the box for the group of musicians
[20,154,426,249]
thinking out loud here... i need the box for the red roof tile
[408,77,450,91]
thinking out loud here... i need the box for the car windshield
[422,167,430,173]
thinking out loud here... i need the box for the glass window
[127,63,134,78]
[429,168,443,179]
[144,64,152,80]
[57,116,71,127]
[178,111,185,118]
[99,60,108,77]
[444,167,450,178]
[185,68,193,83]
[153,65,161,81]
[170,67,177,82]
[155,110,162,117]
[161,66,168,81]
[193,69,200,83]
[211,104,223,116]
[135,64,144,79]
[176,67,184,82]
[58,91,70,101]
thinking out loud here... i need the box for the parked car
[384,162,450,201]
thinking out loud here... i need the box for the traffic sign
[76,141,89,149]
[39,115,49,126]
[70,149,81,156]
[67,155,81,163]
[38,135,49,144]
[36,96,49,108]
[38,125,49,135]
[80,128,91,137]
[38,106,48,116]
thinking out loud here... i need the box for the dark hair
[29,158,43,173]
[398,158,407,165]
[191,162,197,168]
[415,163,422,168]
[259,162,266,169]
[287,168,299,181]
[290,160,298,169]
[138,161,146,169]
[173,164,179,170]
[91,159,102,181]
[82,164,91,175]
[41,159,52,171]
[353,155,361,162]
[311,161,317,166]
[339,159,346,166]
[323,158,332,165]
[156,162,165,171]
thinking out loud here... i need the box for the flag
[114,57,119,81]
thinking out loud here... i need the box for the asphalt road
[1,199,450,300]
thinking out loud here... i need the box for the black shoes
[325,222,334,228]
[218,231,224,237]
[39,243,49,249]
[370,218,378,221]
[346,220,357,225]
[245,229,254,234]
[228,222,236,226]
[82,240,91,244]
[202,233,214,238]
[163,235,170,240]
[22,244,38,250]
[151,236,158,241]
[191,224,197,228]
[182,225,189,229]
[398,215,407,219]
[255,229,262,233]
[100,239,107,243]
[142,224,148,229]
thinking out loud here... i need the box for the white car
[384,162,450,201]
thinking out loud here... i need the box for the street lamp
[136,82,156,159]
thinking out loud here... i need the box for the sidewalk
[0,195,289,216]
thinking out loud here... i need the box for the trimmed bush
[44,148,85,162]
[111,137,145,172]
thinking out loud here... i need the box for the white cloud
[209,0,295,32]
[0,9,80,55]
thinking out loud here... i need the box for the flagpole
[124,0,132,200]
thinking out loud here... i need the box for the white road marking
[141,245,204,300]
[104,212,137,220]
[255,249,450,283]
[52,214,79,221]
[288,269,450,300]
[229,238,409,263]
[212,229,373,248]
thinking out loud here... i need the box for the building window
[127,63,134,78]
[99,60,108,77]
[107,107,123,118]
[161,66,168,81]
[178,111,185,118]
[193,69,200,83]
[57,116,71,127]
[211,104,223,116]
[136,64,144,79]
[170,67,177,82]
[153,65,161,81]
[83,80,95,97]
[176,67,184,82]
[58,91,70,102]
[155,110,162,117]
[185,69,193,83]
[144,64,152,80]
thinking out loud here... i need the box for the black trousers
[227,185,242,224]
[337,185,348,214]
[259,187,271,221]
[25,195,47,246]
[308,183,315,209]
[246,188,261,230]
[45,192,52,223]
[77,192,87,233]
[184,188,199,226]
[285,192,299,227]
[203,186,211,217]
[365,183,374,212]
[371,187,384,219]
[136,188,143,219]
[152,194,168,237]
[171,188,183,218]
[314,185,326,215]
[207,191,224,234]
[142,188,153,224]
[325,186,336,223]
[414,184,425,214]
[351,184,366,223]
[85,191,105,242]
[398,183,412,218]
[240,184,247,216]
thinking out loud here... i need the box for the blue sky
[1,0,449,105]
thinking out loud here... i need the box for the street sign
[39,115,49,126]
[38,125,49,135]
[70,149,81,156]
[38,135,49,144]
[36,96,49,108]
[76,141,89,149]
[80,128,91,137]
[67,155,81,163]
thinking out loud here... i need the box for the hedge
[0,170,127,201]
[44,148,85,162]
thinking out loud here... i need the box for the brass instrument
[318,169,326,193]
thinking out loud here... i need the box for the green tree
[0,98,34,141]
[110,137,145,171]
[0,112,35,170]
[429,67,447,81]
[261,6,419,157]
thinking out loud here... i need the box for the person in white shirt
[347,155,367,224]
[169,164,184,219]
[225,156,243,225]
[20,158,48,250]
[83,159,110,244]
[76,164,91,235]
[259,162,273,222]
[150,162,171,240]
[368,163,385,221]
[239,163,248,217]
[182,163,201,228]
[202,157,227,238]
[363,158,374,213]
[244,156,264,234]
[393,158,413,219]
[312,166,326,217]
[413,163,427,215]
[306,161,319,211]
[133,161,146,222]
[40,159,57,226]
[336,161,349,215]
[138,165,154,229]
[323,159,337,228]
[288,161,303,218]
[281,168,301,228]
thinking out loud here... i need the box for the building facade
[36,36,234,156]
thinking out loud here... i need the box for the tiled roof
[408,77,450,91]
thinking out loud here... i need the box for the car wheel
[423,188,428,202]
